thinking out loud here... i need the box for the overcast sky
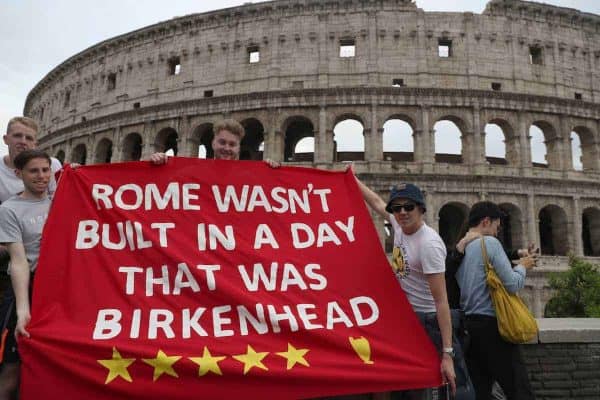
[1,0,597,163]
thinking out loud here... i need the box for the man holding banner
[353,176,475,400]
[149,119,245,164]
[1,117,61,400]
[0,150,53,400]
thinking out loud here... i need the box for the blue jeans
[411,310,476,400]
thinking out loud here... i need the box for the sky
[1,0,597,167]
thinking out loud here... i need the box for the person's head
[467,201,505,237]
[211,119,245,160]
[4,117,38,160]
[385,183,426,234]
[13,150,52,198]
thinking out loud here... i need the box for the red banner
[21,158,441,399]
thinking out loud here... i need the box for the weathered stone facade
[24,0,600,316]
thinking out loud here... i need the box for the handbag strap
[480,238,492,273]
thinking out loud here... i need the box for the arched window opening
[241,118,265,161]
[284,117,314,162]
[530,122,560,168]
[294,137,315,160]
[55,150,65,164]
[71,144,87,165]
[539,205,569,256]
[334,118,364,162]
[498,203,523,250]
[529,126,547,167]
[434,120,463,164]
[484,123,507,165]
[384,222,393,253]
[198,145,207,159]
[570,131,583,171]
[582,208,600,257]
[382,119,414,162]
[191,124,214,159]
[438,202,469,248]
[573,127,599,172]
[122,133,142,161]
[155,128,179,156]
[94,138,113,164]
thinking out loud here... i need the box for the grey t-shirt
[0,196,51,273]
[0,156,62,203]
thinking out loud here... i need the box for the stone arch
[538,204,569,256]
[94,138,113,164]
[155,127,179,156]
[572,126,598,171]
[434,115,468,164]
[582,207,600,257]
[485,118,516,165]
[438,202,469,248]
[240,118,265,161]
[382,115,415,162]
[70,143,87,165]
[122,132,143,161]
[333,114,365,162]
[55,149,65,164]
[191,123,214,159]
[283,116,315,162]
[498,203,523,250]
[530,120,559,169]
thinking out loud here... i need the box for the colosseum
[24,0,600,316]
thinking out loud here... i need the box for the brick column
[420,106,434,164]
[141,121,155,160]
[315,106,328,163]
[366,103,383,161]
[471,106,485,168]
[572,196,583,256]
[560,116,574,171]
[518,112,533,173]
[178,116,193,157]
[527,193,538,250]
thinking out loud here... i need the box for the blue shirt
[456,236,527,317]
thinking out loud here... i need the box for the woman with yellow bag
[455,202,537,400]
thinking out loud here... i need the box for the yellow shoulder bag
[480,239,538,344]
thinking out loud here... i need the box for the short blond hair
[213,119,245,140]
[7,116,39,134]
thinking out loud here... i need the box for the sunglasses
[390,203,416,213]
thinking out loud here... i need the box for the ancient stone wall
[23,0,600,316]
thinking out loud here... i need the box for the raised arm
[351,173,388,219]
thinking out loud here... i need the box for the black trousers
[464,315,534,400]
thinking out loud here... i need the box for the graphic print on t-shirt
[392,244,411,279]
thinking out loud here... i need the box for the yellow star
[142,349,181,382]
[276,343,310,370]
[97,347,135,384]
[232,345,269,374]
[189,347,227,376]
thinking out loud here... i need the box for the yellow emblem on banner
[349,336,374,364]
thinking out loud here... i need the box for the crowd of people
[0,116,538,400]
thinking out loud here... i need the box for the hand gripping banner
[20,158,441,399]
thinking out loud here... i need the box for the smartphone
[441,383,451,400]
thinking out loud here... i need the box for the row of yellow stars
[98,344,309,384]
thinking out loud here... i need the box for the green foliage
[544,256,600,318]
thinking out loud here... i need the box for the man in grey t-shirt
[0,150,52,400]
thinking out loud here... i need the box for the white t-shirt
[0,156,62,203]
[389,215,447,313]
